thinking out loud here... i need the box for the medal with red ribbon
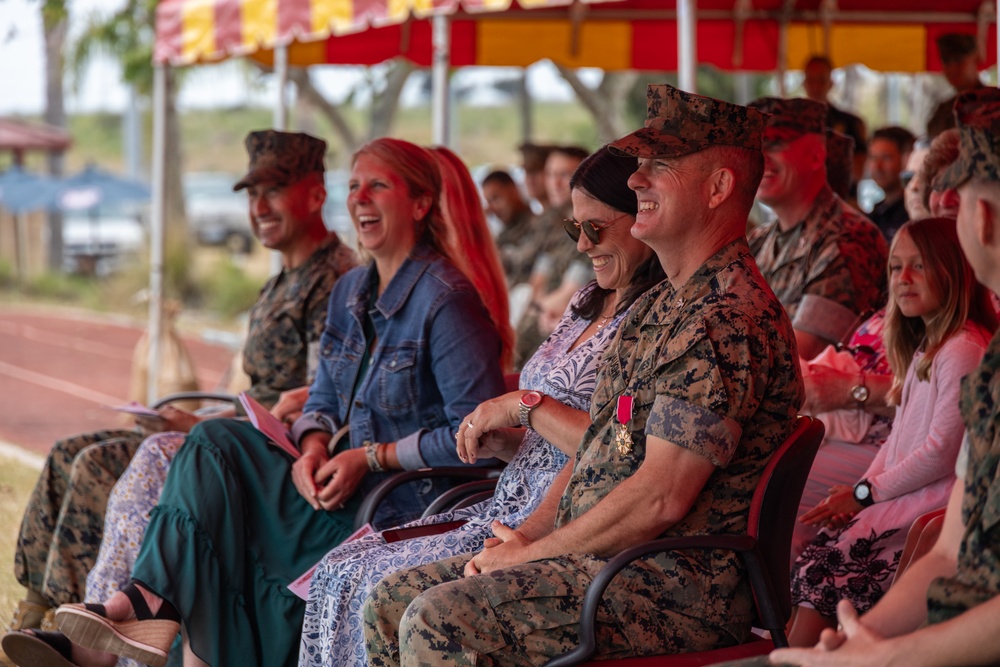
[614,395,634,455]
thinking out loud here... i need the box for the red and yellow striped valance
[154,0,996,73]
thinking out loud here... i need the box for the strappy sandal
[7,599,49,631]
[55,584,179,667]
[2,629,79,667]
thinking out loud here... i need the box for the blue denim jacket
[292,243,505,527]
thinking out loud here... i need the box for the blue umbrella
[19,164,150,213]
[17,165,152,272]
[0,165,59,214]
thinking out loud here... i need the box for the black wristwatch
[518,391,544,429]
[853,479,875,507]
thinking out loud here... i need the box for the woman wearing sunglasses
[296,145,664,667]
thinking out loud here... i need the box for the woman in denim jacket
[38,138,508,667]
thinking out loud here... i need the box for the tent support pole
[678,0,696,92]
[432,14,451,147]
[519,69,532,143]
[271,46,289,275]
[274,45,289,130]
[147,63,167,405]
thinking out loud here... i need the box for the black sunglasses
[562,213,631,244]
[900,170,916,189]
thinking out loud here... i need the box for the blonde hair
[882,217,998,403]
[352,138,514,370]
[352,138,447,256]
[429,146,514,371]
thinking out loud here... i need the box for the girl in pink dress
[787,216,998,646]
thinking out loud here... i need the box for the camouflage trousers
[14,429,144,606]
[364,553,733,667]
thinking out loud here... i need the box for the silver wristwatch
[518,391,544,429]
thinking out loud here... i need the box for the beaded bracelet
[364,440,384,472]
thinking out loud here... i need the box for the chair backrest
[420,478,499,518]
[745,415,825,636]
[892,507,947,586]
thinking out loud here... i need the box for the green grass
[0,454,42,632]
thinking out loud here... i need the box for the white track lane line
[0,360,127,406]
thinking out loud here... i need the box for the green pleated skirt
[134,419,358,667]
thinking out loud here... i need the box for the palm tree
[71,0,191,291]
[41,0,67,270]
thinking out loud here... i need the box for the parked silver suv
[184,172,253,254]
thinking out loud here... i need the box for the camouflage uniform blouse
[748,185,888,345]
[242,233,357,407]
[927,328,1000,623]
[496,208,539,287]
[556,238,804,640]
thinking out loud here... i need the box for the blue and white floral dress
[298,283,623,667]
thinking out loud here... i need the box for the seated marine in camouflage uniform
[748,97,888,361]
[362,83,804,666]
[8,130,357,630]
[713,86,1000,667]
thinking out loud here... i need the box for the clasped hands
[799,485,864,531]
[292,440,366,512]
[769,600,893,666]
[456,392,525,464]
[464,520,532,577]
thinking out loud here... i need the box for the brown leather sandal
[2,630,79,667]
[55,584,179,667]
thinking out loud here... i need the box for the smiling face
[347,153,426,265]
[570,188,652,292]
[626,153,710,253]
[757,134,823,208]
[889,229,942,323]
[245,176,323,253]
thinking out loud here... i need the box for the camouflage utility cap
[935,88,1000,190]
[233,130,327,191]
[937,33,977,63]
[610,84,767,159]
[751,97,827,147]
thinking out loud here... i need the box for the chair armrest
[151,391,239,410]
[420,479,499,519]
[353,467,503,530]
[542,534,756,667]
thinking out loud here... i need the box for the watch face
[521,391,543,408]
[855,483,870,500]
[851,385,870,402]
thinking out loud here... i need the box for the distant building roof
[0,118,72,165]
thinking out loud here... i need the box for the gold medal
[615,395,634,455]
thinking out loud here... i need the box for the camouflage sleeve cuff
[647,394,743,467]
[792,294,859,346]
[291,410,337,446]
[395,429,428,470]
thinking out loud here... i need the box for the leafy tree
[71,0,193,297]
